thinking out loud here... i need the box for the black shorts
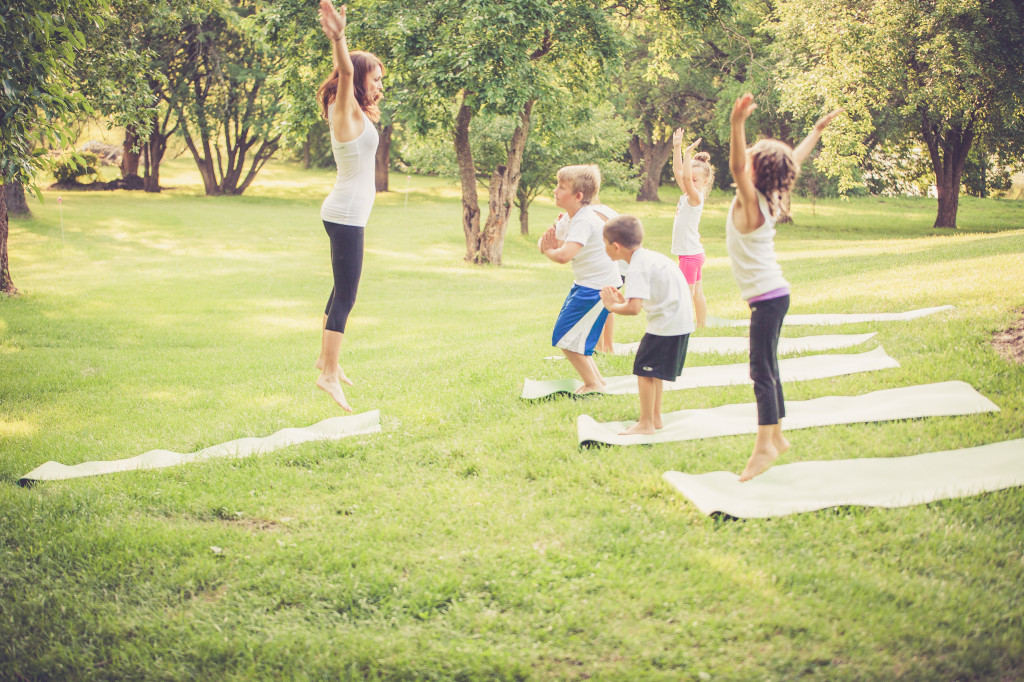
[633,333,690,381]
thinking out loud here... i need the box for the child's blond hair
[750,139,797,217]
[557,164,601,204]
[692,151,716,200]
[604,215,643,249]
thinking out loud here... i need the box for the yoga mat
[543,332,877,359]
[523,346,898,400]
[577,381,998,446]
[707,304,953,328]
[663,437,1024,518]
[18,410,381,485]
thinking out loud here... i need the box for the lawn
[2,158,1023,680]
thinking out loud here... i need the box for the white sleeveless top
[725,191,789,301]
[320,108,379,227]
[670,196,705,256]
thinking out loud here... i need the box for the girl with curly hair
[727,93,842,481]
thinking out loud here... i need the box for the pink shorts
[678,253,706,285]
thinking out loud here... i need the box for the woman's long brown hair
[317,51,384,123]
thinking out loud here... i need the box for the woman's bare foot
[314,358,354,385]
[619,421,656,435]
[575,383,605,395]
[739,444,778,482]
[654,416,664,430]
[316,372,353,412]
[773,433,791,455]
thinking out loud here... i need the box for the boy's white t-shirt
[624,247,695,336]
[555,204,622,290]
[670,197,705,256]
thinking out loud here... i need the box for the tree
[773,0,1024,228]
[1,0,108,296]
[174,0,286,196]
[368,0,621,264]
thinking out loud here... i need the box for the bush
[53,152,100,184]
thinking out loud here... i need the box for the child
[539,165,622,393]
[671,129,716,328]
[727,93,842,481]
[599,215,694,435]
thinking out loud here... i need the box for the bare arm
[319,1,363,142]
[792,108,844,167]
[729,93,762,234]
[679,133,703,207]
[599,287,642,315]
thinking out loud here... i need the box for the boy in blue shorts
[600,215,694,434]
[539,164,622,393]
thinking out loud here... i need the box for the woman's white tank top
[320,107,379,227]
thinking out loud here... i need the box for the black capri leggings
[748,294,790,426]
[323,221,364,333]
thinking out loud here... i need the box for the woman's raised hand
[319,1,346,41]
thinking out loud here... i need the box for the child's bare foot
[619,421,656,436]
[314,358,354,385]
[654,416,664,430]
[575,383,605,395]
[316,373,353,412]
[739,444,778,482]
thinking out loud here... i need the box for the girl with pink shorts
[670,129,716,327]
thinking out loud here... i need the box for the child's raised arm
[672,128,703,207]
[792,108,843,167]
[729,93,761,233]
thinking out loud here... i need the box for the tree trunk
[143,116,169,193]
[375,124,392,193]
[454,97,481,261]
[629,132,673,202]
[518,189,530,236]
[473,100,535,265]
[921,110,973,229]
[777,191,793,224]
[122,129,141,178]
[3,182,30,217]
[0,190,16,296]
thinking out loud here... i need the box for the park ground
[1,158,1023,679]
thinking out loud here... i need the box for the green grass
[2,158,1024,680]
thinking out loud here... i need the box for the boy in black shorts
[599,215,695,435]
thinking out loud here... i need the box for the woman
[314,0,384,411]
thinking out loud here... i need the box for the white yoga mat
[547,332,877,359]
[707,304,953,328]
[18,410,381,485]
[577,381,998,446]
[663,437,1024,518]
[523,346,898,400]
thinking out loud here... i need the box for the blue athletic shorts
[552,284,609,356]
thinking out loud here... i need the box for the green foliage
[773,0,1024,202]
[0,0,109,190]
[52,152,100,184]
[1,161,1023,677]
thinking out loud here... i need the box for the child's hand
[540,226,558,252]
[730,93,756,125]
[599,286,625,308]
[672,128,685,147]
[684,137,702,155]
[813,108,844,133]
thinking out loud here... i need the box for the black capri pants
[323,221,364,333]
[748,294,790,425]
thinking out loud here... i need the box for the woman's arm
[729,93,762,234]
[319,1,363,142]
